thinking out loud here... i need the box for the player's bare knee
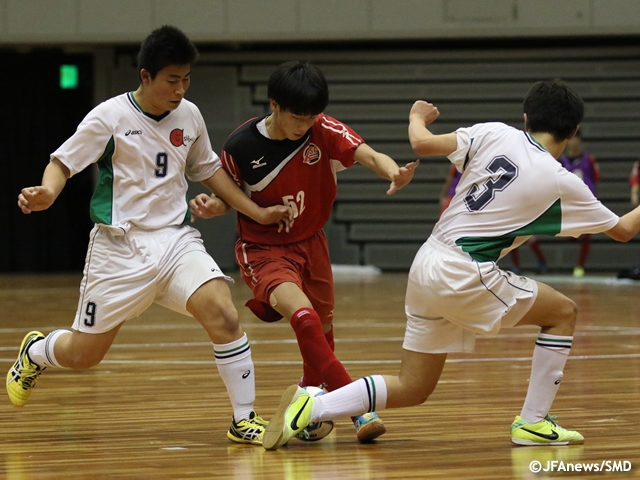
[549,297,578,335]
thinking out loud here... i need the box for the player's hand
[256,205,295,233]
[410,101,440,127]
[189,193,230,221]
[387,160,420,195]
[18,186,56,214]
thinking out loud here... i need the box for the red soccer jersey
[221,113,363,245]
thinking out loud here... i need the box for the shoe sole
[263,385,301,450]
[511,437,584,446]
[357,421,387,443]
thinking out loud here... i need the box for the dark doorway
[1,49,95,272]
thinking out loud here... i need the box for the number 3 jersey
[432,122,618,262]
[52,92,221,232]
[221,113,363,245]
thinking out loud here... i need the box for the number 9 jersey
[51,92,221,233]
[432,122,618,263]
[221,114,363,245]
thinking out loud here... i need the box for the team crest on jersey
[303,143,321,165]
[170,129,184,147]
[170,129,195,147]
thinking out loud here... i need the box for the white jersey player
[7,25,292,447]
[262,80,640,450]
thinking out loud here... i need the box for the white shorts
[402,236,538,354]
[72,224,232,333]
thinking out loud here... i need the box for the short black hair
[267,61,329,115]
[137,25,198,80]
[523,80,584,142]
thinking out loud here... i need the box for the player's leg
[270,281,354,391]
[155,229,266,446]
[511,281,583,445]
[573,234,590,277]
[509,248,521,274]
[262,349,447,450]
[6,226,152,407]
[528,236,547,273]
[298,233,387,441]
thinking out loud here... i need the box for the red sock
[291,308,352,391]
[301,327,335,388]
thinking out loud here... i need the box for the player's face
[142,64,191,114]
[269,101,317,140]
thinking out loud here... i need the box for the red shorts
[234,230,334,324]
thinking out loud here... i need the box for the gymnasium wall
[1,0,640,45]
[3,1,640,272]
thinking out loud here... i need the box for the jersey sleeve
[447,123,494,173]
[184,105,222,182]
[557,167,618,236]
[51,101,117,177]
[318,114,363,169]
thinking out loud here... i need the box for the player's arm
[605,206,640,242]
[353,144,420,195]
[408,100,458,157]
[18,158,70,214]
[200,168,294,230]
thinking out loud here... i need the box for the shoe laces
[543,415,557,425]
[14,364,42,389]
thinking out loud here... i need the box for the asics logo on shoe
[242,370,251,379]
[554,379,562,385]
[290,397,311,431]
[521,428,559,441]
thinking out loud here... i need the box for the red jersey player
[191,61,418,442]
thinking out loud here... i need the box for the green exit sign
[60,64,79,89]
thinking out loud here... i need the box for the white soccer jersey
[52,92,221,232]
[432,122,619,262]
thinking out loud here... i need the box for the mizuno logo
[521,428,559,441]
[242,370,251,379]
[125,129,142,136]
[251,156,267,169]
[290,397,310,431]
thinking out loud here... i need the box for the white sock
[27,329,69,368]
[213,333,256,423]
[520,333,572,424]
[311,375,388,423]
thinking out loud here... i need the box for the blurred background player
[6,25,293,446]
[630,159,639,207]
[558,130,601,277]
[190,61,418,443]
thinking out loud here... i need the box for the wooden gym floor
[0,271,639,479]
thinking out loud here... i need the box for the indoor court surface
[1,271,639,479]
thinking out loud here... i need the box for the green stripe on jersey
[456,199,562,262]
[90,136,115,225]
